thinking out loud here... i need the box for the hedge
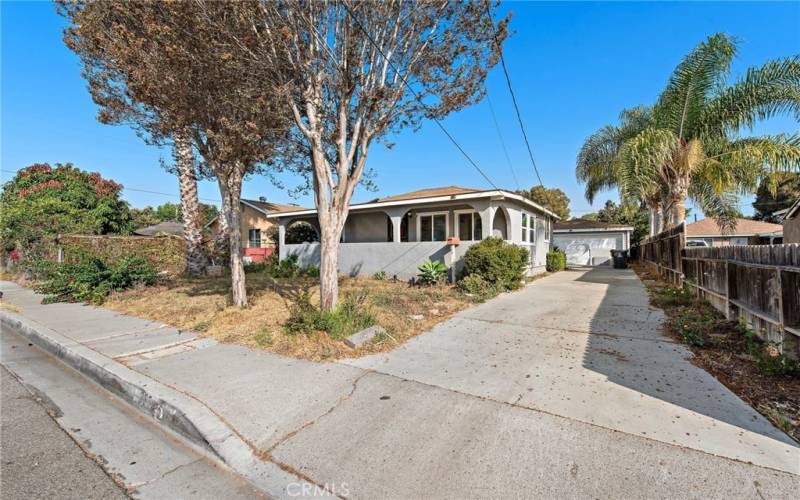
[546,250,566,272]
[59,234,186,277]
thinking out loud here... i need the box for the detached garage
[553,219,634,266]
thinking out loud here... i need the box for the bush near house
[546,250,566,272]
[417,259,447,286]
[34,255,158,304]
[460,237,528,291]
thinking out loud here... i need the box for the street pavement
[1,268,798,499]
[1,364,127,500]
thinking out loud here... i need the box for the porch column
[383,208,407,243]
[468,200,492,239]
[278,220,287,261]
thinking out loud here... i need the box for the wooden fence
[631,224,800,358]
[682,244,800,358]
[631,222,686,284]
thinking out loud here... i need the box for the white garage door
[553,233,624,266]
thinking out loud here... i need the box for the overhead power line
[341,2,500,191]
[486,93,521,191]
[485,6,545,188]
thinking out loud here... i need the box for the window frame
[416,211,449,242]
[454,209,482,241]
[248,228,262,248]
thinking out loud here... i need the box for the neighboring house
[133,221,184,237]
[553,219,634,266]
[776,198,800,244]
[685,218,783,247]
[207,198,307,262]
[268,186,559,279]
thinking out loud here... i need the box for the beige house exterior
[208,199,307,260]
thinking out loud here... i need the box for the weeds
[284,289,375,341]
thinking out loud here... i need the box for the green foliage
[303,265,320,278]
[752,173,800,223]
[244,262,267,273]
[460,238,528,291]
[284,290,374,341]
[285,222,319,244]
[130,202,218,229]
[417,259,447,286]
[267,254,300,278]
[373,271,388,281]
[650,285,695,308]
[737,320,800,377]
[457,274,498,301]
[673,308,716,347]
[517,186,570,220]
[0,163,133,263]
[254,328,274,346]
[546,250,566,272]
[581,200,650,245]
[34,255,158,304]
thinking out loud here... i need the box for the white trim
[267,189,560,220]
[554,227,634,233]
[416,211,449,242]
[454,209,482,241]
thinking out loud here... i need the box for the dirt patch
[632,262,800,442]
[104,273,472,362]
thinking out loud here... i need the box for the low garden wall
[59,234,186,277]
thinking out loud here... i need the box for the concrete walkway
[1,269,798,498]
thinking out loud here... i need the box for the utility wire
[486,93,520,191]
[485,6,545,187]
[341,1,500,191]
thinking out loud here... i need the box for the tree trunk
[651,204,663,236]
[318,225,340,311]
[173,131,206,276]
[218,171,247,307]
[213,194,231,263]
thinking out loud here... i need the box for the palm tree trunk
[173,130,207,276]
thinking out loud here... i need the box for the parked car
[686,240,709,247]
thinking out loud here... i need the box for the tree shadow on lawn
[578,266,798,447]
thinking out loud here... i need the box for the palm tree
[577,33,800,233]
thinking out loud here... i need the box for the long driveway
[2,268,798,498]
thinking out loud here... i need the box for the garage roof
[554,219,633,232]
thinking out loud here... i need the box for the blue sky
[2,1,799,217]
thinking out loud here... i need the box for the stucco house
[776,199,800,244]
[553,219,634,266]
[685,218,783,246]
[268,186,559,279]
[208,198,307,262]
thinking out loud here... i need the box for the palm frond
[616,127,679,202]
[699,56,800,136]
[688,177,740,231]
[653,33,737,137]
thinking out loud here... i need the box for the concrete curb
[1,311,311,498]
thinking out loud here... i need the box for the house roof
[374,186,484,203]
[133,221,184,236]
[241,199,308,214]
[554,219,634,232]
[778,198,800,221]
[685,218,783,237]
[266,186,560,220]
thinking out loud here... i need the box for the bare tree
[60,0,292,306]
[242,0,508,309]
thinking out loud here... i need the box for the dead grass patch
[105,273,472,362]
[632,262,800,442]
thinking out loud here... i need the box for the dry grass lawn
[105,273,474,361]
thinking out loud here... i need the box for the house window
[522,212,536,244]
[456,211,482,241]
[521,214,528,242]
[418,212,448,242]
[248,229,261,248]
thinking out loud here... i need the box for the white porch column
[278,220,287,261]
[383,208,408,242]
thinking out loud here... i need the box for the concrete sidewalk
[2,273,798,498]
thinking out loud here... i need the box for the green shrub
[244,262,266,273]
[545,250,566,272]
[34,255,158,304]
[457,274,498,301]
[373,271,388,281]
[284,290,375,341]
[417,259,447,286]
[301,265,320,278]
[737,321,800,377]
[266,254,300,278]
[460,237,528,291]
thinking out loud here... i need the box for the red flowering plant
[1,163,133,265]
